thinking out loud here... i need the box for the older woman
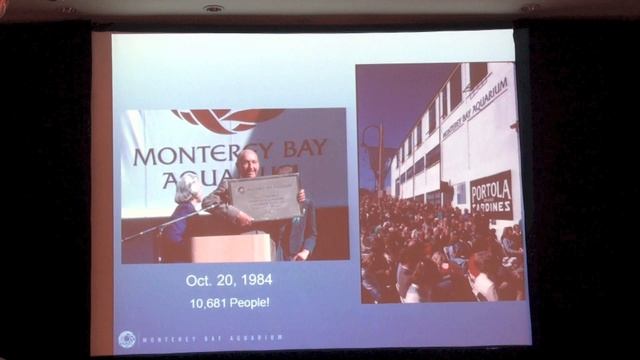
[160,173,203,263]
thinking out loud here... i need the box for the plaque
[227,173,301,221]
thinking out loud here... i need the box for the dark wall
[2,18,636,359]
[1,21,91,359]
[515,19,638,357]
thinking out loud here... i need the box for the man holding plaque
[202,149,306,238]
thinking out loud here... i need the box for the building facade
[390,62,522,232]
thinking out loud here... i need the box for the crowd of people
[360,190,525,303]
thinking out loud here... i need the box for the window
[426,190,441,206]
[441,88,448,119]
[401,142,405,163]
[425,144,441,168]
[407,132,412,156]
[406,165,414,180]
[456,182,466,204]
[428,105,436,134]
[469,62,488,90]
[450,65,462,110]
[414,156,425,175]
[400,172,406,184]
[416,121,422,146]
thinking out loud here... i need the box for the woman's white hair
[175,173,199,204]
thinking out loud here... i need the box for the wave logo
[171,109,284,135]
[118,330,136,349]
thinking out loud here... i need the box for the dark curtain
[515,19,638,357]
[1,21,91,359]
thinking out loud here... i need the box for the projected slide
[92,30,531,356]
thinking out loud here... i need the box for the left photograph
[119,108,349,263]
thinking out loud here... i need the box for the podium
[190,233,275,263]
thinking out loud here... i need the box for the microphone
[122,203,219,242]
[200,202,219,213]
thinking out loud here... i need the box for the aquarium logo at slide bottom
[115,331,285,349]
[118,330,136,348]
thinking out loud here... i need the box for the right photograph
[357,62,526,304]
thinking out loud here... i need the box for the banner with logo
[470,170,513,220]
[118,108,347,218]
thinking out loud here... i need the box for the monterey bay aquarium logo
[171,109,284,135]
[118,330,136,349]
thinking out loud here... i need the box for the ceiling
[2,0,639,25]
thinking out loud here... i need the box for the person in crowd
[361,252,385,303]
[467,250,499,301]
[396,242,423,301]
[160,173,203,263]
[404,258,441,303]
[501,226,524,259]
[361,238,397,303]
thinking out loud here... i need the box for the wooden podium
[190,233,275,263]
